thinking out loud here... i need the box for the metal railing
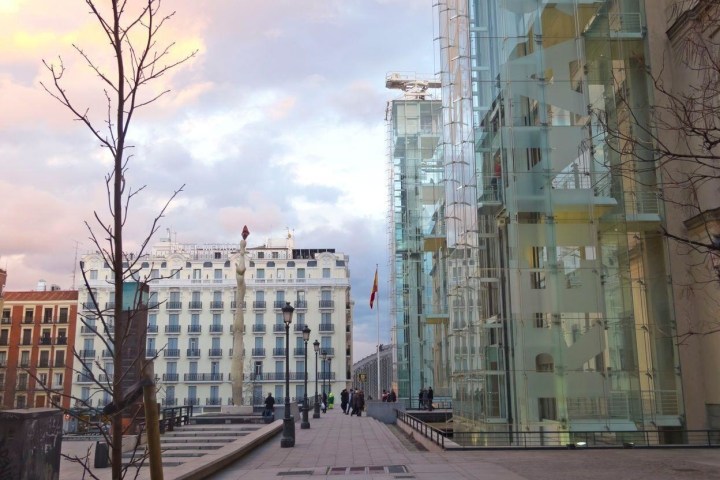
[396,411,446,448]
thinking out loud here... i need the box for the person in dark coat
[322,392,328,413]
[427,386,434,411]
[340,388,349,414]
[264,392,275,417]
[387,390,397,402]
[352,389,365,416]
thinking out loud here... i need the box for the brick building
[1,286,78,409]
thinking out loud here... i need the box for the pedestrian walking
[387,389,396,402]
[427,386,434,411]
[322,392,328,413]
[352,389,365,416]
[263,392,275,418]
[340,388,349,414]
[347,389,354,414]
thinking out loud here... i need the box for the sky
[0,0,438,360]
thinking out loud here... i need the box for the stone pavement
[213,410,720,480]
[61,410,720,479]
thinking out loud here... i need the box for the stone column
[231,226,250,408]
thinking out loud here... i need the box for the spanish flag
[370,267,378,309]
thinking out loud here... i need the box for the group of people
[380,389,397,402]
[340,388,366,416]
[419,386,434,410]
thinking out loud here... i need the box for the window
[254,362,263,376]
[189,362,198,374]
[191,314,200,326]
[538,398,557,420]
[257,269,265,279]
[255,291,264,301]
[211,337,220,349]
[322,268,330,278]
[272,252,279,259]
[212,314,221,326]
[275,361,283,373]
[276,291,285,302]
[214,252,222,260]
[24,309,33,323]
[275,337,283,349]
[193,269,201,280]
[297,290,306,302]
[257,252,264,259]
[535,354,554,372]
[296,313,305,325]
[167,362,177,374]
[321,313,331,324]
[213,291,222,302]
[168,338,178,350]
[192,291,201,302]
[277,268,285,279]
[147,337,156,351]
[255,313,264,324]
[169,291,180,303]
[150,269,160,279]
[149,314,157,327]
[43,308,53,323]
[214,269,223,280]
[2,309,10,322]
[297,268,305,279]
[89,270,98,280]
[54,350,65,368]
[54,373,63,387]
[169,314,180,326]
[58,308,68,323]
[20,350,30,367]
[16,396,26,409]
[255,337,263,348]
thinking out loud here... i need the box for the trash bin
[94,441,110,468]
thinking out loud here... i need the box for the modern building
[646,0,720,430]
[430,0,685,440]
[351,344,394,401]
[71,233,353,412]
[1,282,78,410]
[386,73,447,404]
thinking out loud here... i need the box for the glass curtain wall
[437,0,683,440]
[387,89,446,403]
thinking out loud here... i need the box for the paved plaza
[61,410,720,479]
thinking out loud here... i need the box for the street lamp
[301,325,311,429]
[313,340,320,419]
[321,349,328,413]
[280,302,295,448]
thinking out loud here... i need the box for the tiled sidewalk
[211,410,720,480]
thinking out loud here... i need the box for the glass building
[436,0,684,439]
[386,74,448,404]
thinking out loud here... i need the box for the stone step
[159,442,228,450]
[161,436,243,443]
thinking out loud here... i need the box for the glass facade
[436,0,684,438]
[387,83,447,403]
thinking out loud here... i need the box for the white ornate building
[70,234,353,412]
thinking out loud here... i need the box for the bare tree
[592,1,720,339]
[40,1,196,478]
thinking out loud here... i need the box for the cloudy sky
[0,0,437,359]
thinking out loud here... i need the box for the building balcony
[273,300,287,309]
[184,373,223,382]
[318,372,336,380]
[21,338,33,346]
[148,302,161,310]
[98,374,113,382]
[164,349,180,358]
[55,336,68,345]
[105,302,115,310]
[166,302,182,310]
[1,317,10,324]
[244,372,308,381]
[273,324,286,333]
[38,360,51,368]
[253,301,266,310]
[101,350,113,358]
[56,316,69,324]
[82,302,98,311]
[162,397,178,406]
[208,348,223,358]
[187,324,202,334]
[318,323,334,333]
[319,347,335,357]
[0,339,8,346]
[162,373,179,382]
[319,300,335,309]
[16,382,28,391]
[252,348,265,357]
[252,324,266,333]
[293,323,307,333]
[294,300,308,310]
[188,301,203,310]
[80,325,97,335]
[146,349,157,358]
[206,397,222,406]
[147,325,158,334]
[186,349,201,358]
[184,397,200,406]
[210,301,224,310]
[293,347,306,356]
[76,374,95,383]
[79,350,96,358]
[19,360,30,368]
[0,360,7,367]
[272,347,287,357]
[230,301,246,310]
[209,325,224,334]
[55,359,65,368]
[39,336,52,346]
[165,325,181,334]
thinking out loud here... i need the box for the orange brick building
[1,288,78,409]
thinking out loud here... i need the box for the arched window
[535,353,554,372]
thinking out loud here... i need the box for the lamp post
[313,340,320,419]
[321,349,328,413]
[301,325,311,429]
[280,302,295,448]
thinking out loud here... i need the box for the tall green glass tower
[437,0,684,440]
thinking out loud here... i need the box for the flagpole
[376,264,381,398]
